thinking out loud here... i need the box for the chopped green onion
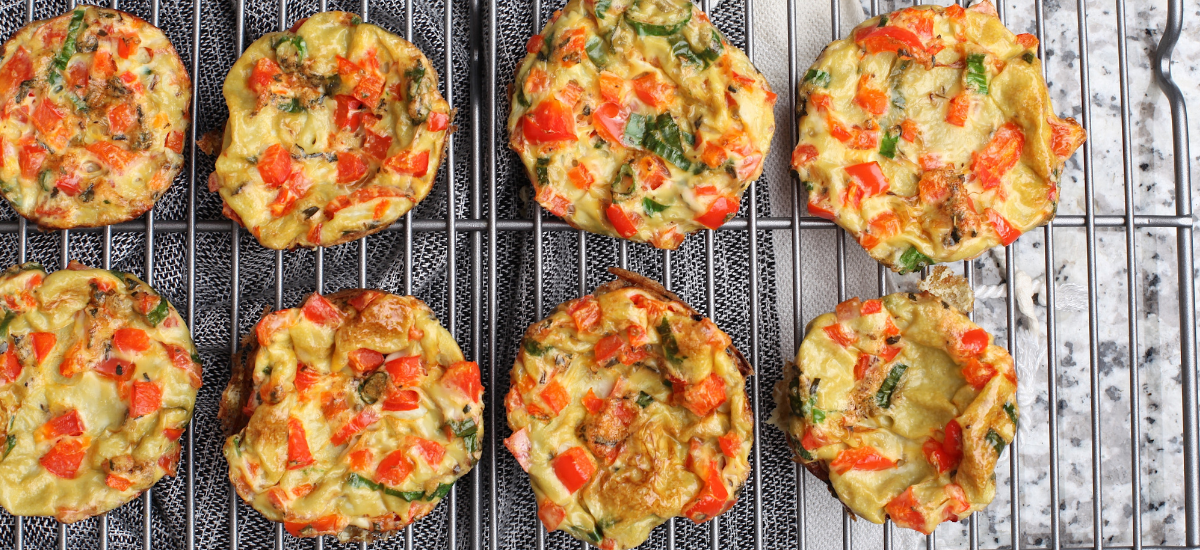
[985,428,1006,455]
[623,114,648,147]
[965,53,988,94]
[448,418,478,438]
[351,15,362,25]
[897,247,933,274]
[388,488,427,502]
[804,69,831,88]
[278,97,304,113]
[534,157,550,186]
[348,472,381,491]
[795,441,814,461]
[878,15,889,27]
[656,318,682,364]
[594,0,612,19]
[875,364,908,408]
[1021,52,1035,64]
[3,434,14,459]
[644,114,692,171]
[65,93,88,113]
[429,482,454,500]
[626,10,691,36]
[146,297,170,326]
[1003,401,1019,426]
[463,432,479,455]
[585,36,607,66]
[636,391,653,408]
[523,338,548,356]
[642,197,669,215]
[48,11,86,85]
[0,311,15,340]
[697,30,724,64]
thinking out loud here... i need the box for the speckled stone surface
[762,0,1199,547]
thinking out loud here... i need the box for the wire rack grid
[0,0,1194,548]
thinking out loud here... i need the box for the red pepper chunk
[696,195,739,230]
[1,349,21,384]
[376,449,413,487]
[861,299,883,315]
[113,327,150,354]
[960,328,989,356]
[107,103,136,135]
[680,373,727,417]
[337,152,368,184]
[594,334,625,363]
[581,388,605,414]
[40,438,86,479]
[19,143,46,179]
[521,98,576,144]
[129,381,161,417]
[525,34,545,54]
[385,355,425,386]
[248,58,282,95]
[986,208,1021,246]
[31,332,56,364]
[885,487,931,534]
[946,93,970,127]
[32,98,63,137]
[382,389,420,411]
[352,72,384,110]
[822,323,856,348]
[286,417,315,470]
[855,26,927,57]
[845,161,889,197]
[284,515,341,538]
[42,409,84,438]
[791,144,818,168]
[348,348,384,373]
[632,73,675,109]
[552,446,595,494]
[257,144,293,188]
[961,358,997,390]
[106,474,132,491]
[605,204,638,238]
[853,354,874,381]
[923,419,963,473]
[412,437,445,466]
[538,499,566,531]
[302,293,343,325]
[591,102,626,145]
[829,445,896,474]
[441,361,482,401]
[854,76,889,116]
[334,95,364,130]
[331,408,380,446]
[567,164,594,190]
[0,47,32,102]
[384,149,431,177]
[718,432,741,457]
[568,296,601,333]
[972,122,1025,190]
[682,465,730,523]
[540,379,570,416]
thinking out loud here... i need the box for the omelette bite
[0,261,201,523]
[0,7,191,229]
[505,268,753,549]
[219,290,483,542]
[508,0,776,249]
[792,1,1085,272]
[212,12,452,250]
[774,281,1018,534]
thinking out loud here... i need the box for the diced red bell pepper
[107,103,136,135]
[945,93,970,127]
[441,361,482,401]
[384,149,430,177]
[427,111,449,132]
[331,408,380,446]
[845,161,889,196]
[568,296,601,333]
[538,499,566,531]
[959,328,989,356]
[352,72,384,110]
[337,152,368,184]
[806,195,836,220]
[520,98,576,144]
[972,122,1025,190]
[922,419,963,473]
[567,164,594,190]
[854,26,926,57]
[362,127,393,160]
[1050,118,1082,158]
[94,357,134,382]
[248,58,282,95]
[32,98,63,138]
[540,379,570,416]
[505,427,533,472]
[19,142,46,179]
[718,431,741,457]
[854,354,874,380]
[835,298,862,321]
[86,142,136,170]
[0,47,32,102]
[632,73,675,109]
[42,409,84,438]
[375,450,414,486]
[594,334,625,363]
[385,355,425,386]
[581,388,605,414]
[412,437,445,466]
[682,464,730,523]
[284,515,341,537]
[605,204,638,238]
[880,345,902,362]
[31,332,56,364]
[861,299,883,315]
[106,474,132,491]
[854,75,889,116]
[885,487,931,534]
[129,381,161,417]
[591,102,626,145]
[901,119,920,142]
[257,144,293,188]
[822,323,856,348]
[525,34,545,54]
[1,349,21,383]
[91,50,117,80]
[800,429,828,453]
[348,448,373,472]
[986,208,1020,246]
[348,290,382,311]
[113,327,150,354]
[961,358,997,390]
[552,446,595,494]
[287,417,315,469]
[382,389,420,411]
[696,195,739,230]
[680,373,727,417]
[791,144,818,168]
[1016,33,1039,49]
[829,445,896,474]
[40,438,86,479]
[334,95,364,130]
[598,71,624,103]
[348,348,384,373]
[302,293,343,325]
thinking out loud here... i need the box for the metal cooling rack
[0,0,1194,547]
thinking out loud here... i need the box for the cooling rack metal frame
[0,0,1194,547]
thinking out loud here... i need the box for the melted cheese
[214,11,451,250]
[506,272,752,550]
[508,0,775,249]
[791,1,1086,272]
[0,7,191,229]
[773,291,1018,534]
[221,291,483,543]
[0,262,200,523]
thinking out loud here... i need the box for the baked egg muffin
[773,280,1018,534]
[0,261,201,523]
[505,268,752,549]
[508,0,776,249]
[219,290,483,542]
[791,1,1086,272]
[0,7,191,229]
[211,11,452,250]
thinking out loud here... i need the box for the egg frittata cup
[219,290,483,542]
[0,261,201,523]
[773,285,1018,534]
[505,268,753,550]
[508,0,776,249]
[211,11,452,250]
[0,7,191,229]
[792,1,1086,273]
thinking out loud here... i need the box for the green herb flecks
[804,69,831,88]
[145,297,170,326]
[796,440,814,461]
[644,114,692,171]
[65,92,88,113]
[534,157,551,186]
[879,129,900,159]
[874,363,908,409]
[698,30,724,64]
[348,472,381,491]
[3,434,15,459]
[448,418,477,438]
[642,197,669,215]
[985,428,1006,455]
[585,36,607,67]
[351,15,362,25]
[272,35,308,61]
[523,338,549,356]
[1003,401,1019,426]
[656,318,682,364]
[48,11,87,86]
[1022,51,1035,64]
[636,391,653,408]
[594,0,612,19]
[278,97,304,113]
[429,482,453,499]
[897,247,933,274]
[965,53,988,94]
